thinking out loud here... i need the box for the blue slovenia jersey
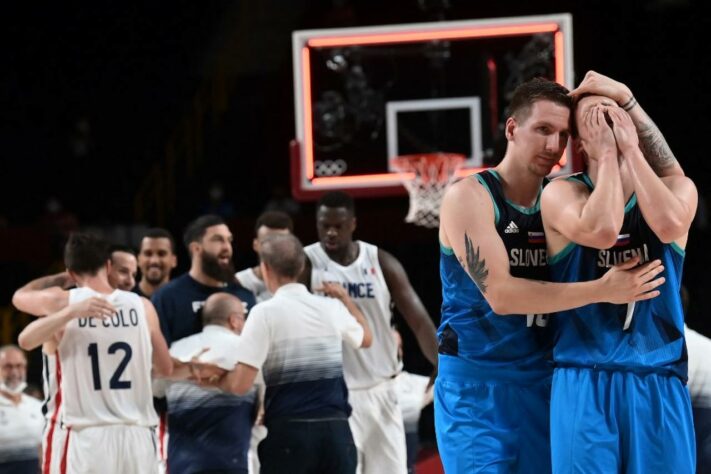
[549,174,687,380]
[438,170,554,376]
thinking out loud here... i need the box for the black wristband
[621,96,637,111]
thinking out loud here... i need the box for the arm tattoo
[636,112,678,173]
[464,233,489,293]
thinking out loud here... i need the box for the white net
[392,153,465,229]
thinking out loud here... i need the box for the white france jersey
[59,288,158,428]
[235,268,272,303]
[305,241,401,389]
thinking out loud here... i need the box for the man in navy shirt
[152,214,256,346]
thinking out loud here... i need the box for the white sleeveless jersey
[305,241,401,389]
[59,288,158,428]
[235,268,272,302]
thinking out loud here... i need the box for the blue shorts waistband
[438,354,552,383]
[554,362,687,383]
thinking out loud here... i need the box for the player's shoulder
[547,172,589,189]
[303,242,322,260]
[443,173,491,206]
[543,173,590,200]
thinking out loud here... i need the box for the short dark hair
[183,215,225,250]
[316,191,355,215]
[141,228,176,253]
[259,234,305,279]
[64,233,111,276]
[109,244,136,258]
[509,77,572,124]
[254,211,293,234]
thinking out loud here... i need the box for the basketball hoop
[392,153,466,229]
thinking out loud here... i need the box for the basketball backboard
[291,14,578,200]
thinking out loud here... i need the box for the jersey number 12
[88,342,133,390]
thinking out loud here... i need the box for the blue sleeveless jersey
[549,174,688,380]
[438,169,554,375]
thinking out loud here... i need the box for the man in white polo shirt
[203,233,373,474]
[0,345,44,474]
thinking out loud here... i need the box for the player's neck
[77,275,114,294]
[189,267,227,288]
[324,241,359,266]
[494,161,544,208]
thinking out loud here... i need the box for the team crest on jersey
[504,221,519,234]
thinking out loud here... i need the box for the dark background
[1,0,709,446]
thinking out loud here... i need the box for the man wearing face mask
[0,345,44,474]
[152,214,256,346]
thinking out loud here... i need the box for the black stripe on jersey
[41,353,50,417]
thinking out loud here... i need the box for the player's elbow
[485,287,516,315]
[591,230,619,250]
[17,331,37,352]
[11,292,33,315]
[574,226,619,250]
[652,219,687,244]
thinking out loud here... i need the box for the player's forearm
[626,149,692,241]
[412,323,438,367]
[17,308,73,350]
[221,364,256,395]
[487,276,604,315]
[577,157,624,242]
[342,298,373,348]
[13,275,71,316]
[13,290,65,316]
[626,102,683,177]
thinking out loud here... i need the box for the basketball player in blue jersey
[436,77,667,474]
[542,74,698,472]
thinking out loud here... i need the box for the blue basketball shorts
[434,354,553,474]
[551,367,696,474]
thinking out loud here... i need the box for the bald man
[165,293,258,474]
[0,345,44,474]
